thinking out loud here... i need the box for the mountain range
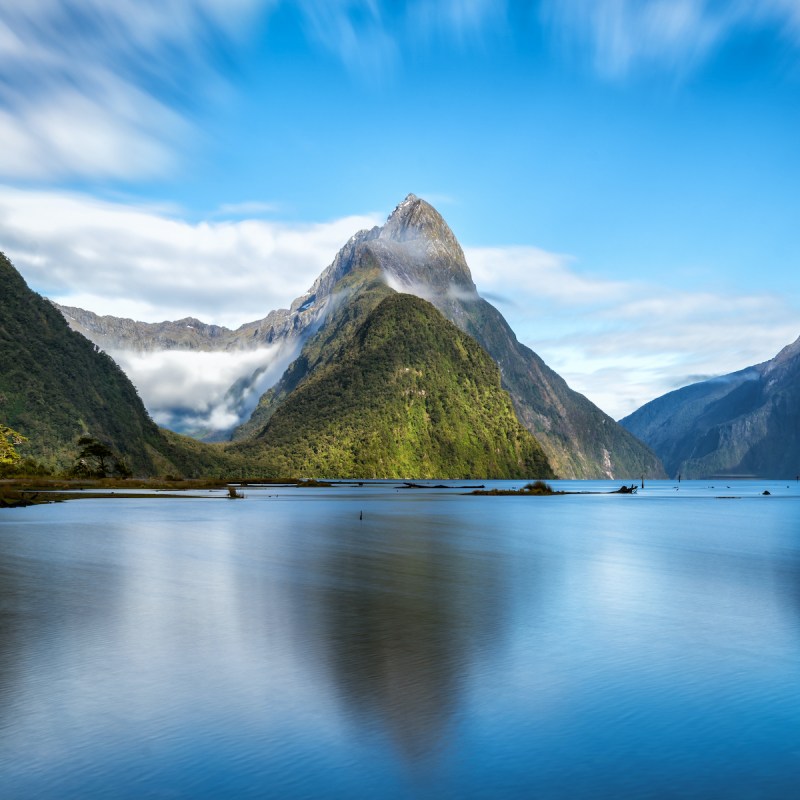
[621,336,800,479]
[54,195,664,479]
[0,244,548,479]
[7,192,795,480]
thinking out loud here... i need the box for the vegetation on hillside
[1,423,26,465]
[0,252,240,478]
[234,293,553,479]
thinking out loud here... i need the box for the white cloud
[0,0,270,179]
[0,186,381,328]
[113,345,295,434]
[465,245,799,419]
[541,0,800,77]
[0,81,183,180]
[466,245,628,306]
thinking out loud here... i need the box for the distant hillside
[0,252,231,476]
[234,292,553,480]
[620,336,800,478]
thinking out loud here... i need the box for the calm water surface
[1,480,800,798]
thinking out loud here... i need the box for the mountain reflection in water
[304,516,506,765]
[1,481,799,798]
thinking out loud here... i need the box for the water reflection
[0,524,122,718]
[0,550,26,709]
[301,514,507,765]
[1,488,799,799]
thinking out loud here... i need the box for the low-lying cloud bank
[111,343,297,437]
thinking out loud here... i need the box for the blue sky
[1,1,799,418]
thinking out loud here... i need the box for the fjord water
[1,481,799,798]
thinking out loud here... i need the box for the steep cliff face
[621,337,800,478]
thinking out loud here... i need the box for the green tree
[74,435,116,477]
[1,424,27,465]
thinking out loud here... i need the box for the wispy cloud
[0,0,268,179]
[4,0,798,184]
[294,0,399,78]
[0,1,507,179]
[293,0,506,79]
[407,0,505,44]
[0,186,381,327]
[541,0,800,77]
[465,245,799,418]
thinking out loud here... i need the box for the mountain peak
[382,193,452,245]
[372,194,475,295]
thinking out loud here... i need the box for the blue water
[1,480,799,798]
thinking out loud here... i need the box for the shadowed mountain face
[620,337,800,478]
[0,252,229,475]
[54,194,664,478]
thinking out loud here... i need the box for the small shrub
[523,480,554,495]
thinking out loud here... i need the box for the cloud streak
[0,186,381,328]
[3,0,799,184]
[0,0,268,180]
[0,1,512,180]
[541,0,800,77]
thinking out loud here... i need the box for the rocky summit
[234,194,663,479]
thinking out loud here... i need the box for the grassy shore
[0,476,310,506]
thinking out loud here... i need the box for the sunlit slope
[233,292,553,479]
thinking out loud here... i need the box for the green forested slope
[234,292,553,479]
[0,252,231,475]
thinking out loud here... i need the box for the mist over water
[1,481,799,798]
